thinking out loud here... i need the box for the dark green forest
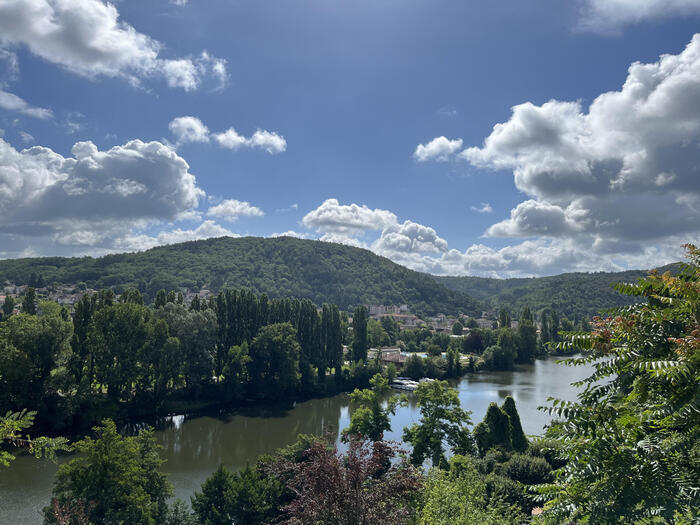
[0,237,480,317]
[435,263,679,320]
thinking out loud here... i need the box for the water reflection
[0,355,592,523]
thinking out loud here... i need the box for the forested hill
[434,263,680,321]
[0,236,480,316]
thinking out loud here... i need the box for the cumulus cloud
[303,199,449,258]
[578,0,700,32]
[0,90,53,119]
[270,230,311,239]
[116,220,237,252]
[461,34,700,254]
[471,202,493,213]
[0,0,227,91]
[206,199,264,221]
[0,136,208,256]
[169,116,210,145]
[413,136,463,162]
[170,116,287,154]
[302,198,397,236]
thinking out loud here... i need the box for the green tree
[154,289,167,308]
[403,353,425,379]
[419,455,524,525]
[452,320,464,335]
[473,402,512,454]
[344,373,404,441]
[403,380,474,467]
[249,322,300,395]
[22,287,37,315]
[352,305,368,362]
[2,295,15,320]
[516,320,537,363]
[48,419,171,524]
[191,464,284,525]
[539,245,700,524]
[501,396,527,453]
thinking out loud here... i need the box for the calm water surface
[0,355,592,524]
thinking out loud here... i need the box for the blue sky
[0,0,699,276]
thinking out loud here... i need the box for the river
[0,354,593,524]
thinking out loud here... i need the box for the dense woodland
[435,263,679,321]
[0,236,480,317]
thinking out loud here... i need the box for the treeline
[0,236,482,317]
[435,263,680,321]
[0,286,385,432]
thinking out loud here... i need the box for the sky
[0,0,699,277]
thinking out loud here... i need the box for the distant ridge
[0,236,481,316]
[434,262,680,321]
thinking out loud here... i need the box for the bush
[526,438,566,470]
[485,473,529,514]
[495,453,553,485]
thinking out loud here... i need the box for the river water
[0,355,592,524]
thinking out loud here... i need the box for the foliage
[47,419,171,525]
[436,263,681,322]
[473,402,512,455]
[191,464,284,525]
[0,409,70,468]
[501,396,528,452]
[538,245,700,524]
[495,453,552,485]
[418,455,525,525]
[267,438,423,525]
[0,236,481,316]
[402,380,474,467]
[343,373,405,441]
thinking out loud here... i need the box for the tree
[403,380,474,467]
[516,320,537,363]
[2,295,15,320]
[419,455,524,525]
[473,402,512,454]
[48,419,171,524]
[249,323,300,395]
[539,244,700,524]
[344,373,404,441]
[154,289,167,308]
[22,287,37,315]
[403,353,424,379]
[269,438,423,525]
[452,320,464,335]
[352,305,368,362]
[191,464,284,525]
[501,396,527,453]
[498,308,511,329]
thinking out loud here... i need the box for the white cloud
[19,131,34,144]
[0,136,205,256]
[579,0,700,32]
[0,90,53,119]
[248,129,287,154]
[373,220,448,255]
[302,198,397,236]
[169,116,210,145]
[170,116,287,154]
[0,0,227,91]
[116,220,237,252]
[206,199,264,221]
[461,34,700,253]
[270,230,310,239]
[471,202,493,213]
[413,136,463,162]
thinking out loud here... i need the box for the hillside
[434,263,680,321]
[0,236,481,316]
